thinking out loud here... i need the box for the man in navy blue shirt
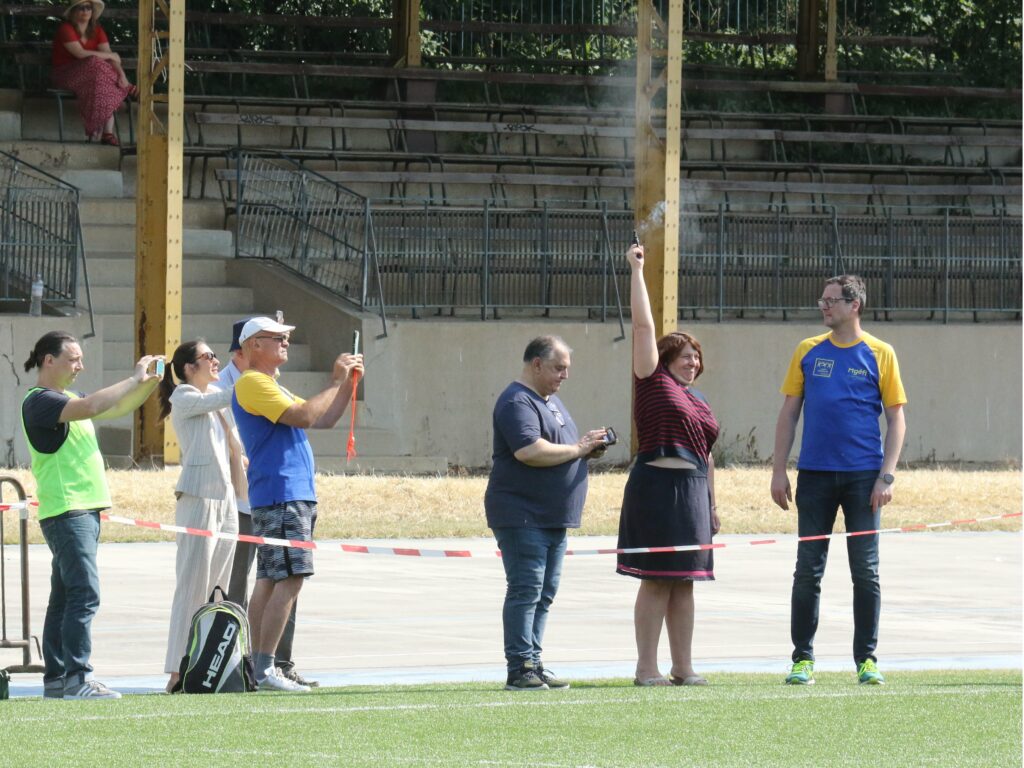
[485,336,609,691]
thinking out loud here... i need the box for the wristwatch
[879,473,895,485]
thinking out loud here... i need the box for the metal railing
[0,150,89,321]
[0,476,44,673]
[225,154,1019,322]
[226,151,388,335]
[678,204,1022,321]
[369,200,627,335]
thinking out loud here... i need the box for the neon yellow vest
[21,388,111,520]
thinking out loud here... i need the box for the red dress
[51,22,130,137]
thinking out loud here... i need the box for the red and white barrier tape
[103,510,1022,558]
[2,500,1019,558]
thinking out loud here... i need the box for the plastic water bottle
[29,274,43,317]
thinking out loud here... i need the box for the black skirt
[616,461,715,581]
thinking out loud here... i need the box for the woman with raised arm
[157,340,242,693]
[617,242,720,687]
[51,0,136,145]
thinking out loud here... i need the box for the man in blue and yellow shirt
[232,316,363,692]
[770,275,907,686]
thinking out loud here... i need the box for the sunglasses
[255,334,289,344]
[192,351,218,363]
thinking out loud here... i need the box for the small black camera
[603,427,618,446]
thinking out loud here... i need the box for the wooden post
[633,0,682,449]
[824,0,838,81]
[134,0,184,464]
[796,0,821,80]
[392,0,422,67]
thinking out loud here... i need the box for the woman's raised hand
[627,244,644,269]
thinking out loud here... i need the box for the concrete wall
[364,318,1023,467]
[0,315,103,466]
[1,308,1020,469]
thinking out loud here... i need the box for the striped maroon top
[634,364,719,469]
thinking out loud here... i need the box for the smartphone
[603,427,618,446]
[153,359,165,377]
[352,330,361,356]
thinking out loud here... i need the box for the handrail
[0,150,93,334]
[227,150,388,337]
[0,476,44,673]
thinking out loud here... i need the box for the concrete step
[0,89,21,110]
[56,169,123,198]
[0,140,119,172]
[89,285,253,314]
[80,256,227,288]
[0,111,20,141]
[81,225,232,256]
[79,198,225,228]
[184,229,233,257]
[101,340,312,370]
[20,96,135,143]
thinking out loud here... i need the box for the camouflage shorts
[252,500,317,581]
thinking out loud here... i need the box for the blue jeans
[493,526,567,673]
[791,470,881,665]
[39,510,101,690]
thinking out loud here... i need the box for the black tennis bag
[173,586,256,693]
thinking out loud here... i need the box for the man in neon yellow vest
[21,330,161,700]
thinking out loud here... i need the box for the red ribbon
[346,370,361,462]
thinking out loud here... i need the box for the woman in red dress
[51,0,136,146]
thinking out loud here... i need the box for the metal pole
[944,208,951,324]
[0,476,44,672]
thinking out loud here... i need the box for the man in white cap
[232,316,364,692]
[217,317,315,688]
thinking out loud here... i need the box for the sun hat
[238,316,295,345]
[63,0,105,21]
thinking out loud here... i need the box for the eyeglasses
[73,4,92,11]
[817,297,853,309]
[190,351,218,364]
[255,334,289,344]
[546,402,565,427]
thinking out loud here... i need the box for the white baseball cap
[238,316,296,345]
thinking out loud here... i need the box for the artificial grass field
[4,671,1020,767]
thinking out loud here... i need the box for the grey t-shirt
[484,382,588,529]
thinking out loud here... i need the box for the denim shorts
[252,500,317,581]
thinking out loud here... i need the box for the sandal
[670,674,709,686]
[100,132,119,147]
[633,676,672,687]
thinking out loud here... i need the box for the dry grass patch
[1,465,1019,544]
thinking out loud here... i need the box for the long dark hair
[157,339,204,421]
[25,331,76,372]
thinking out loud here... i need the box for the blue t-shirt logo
[812,358,835,378]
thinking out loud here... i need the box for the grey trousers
[164,494,237,673]
[228,512,297,670]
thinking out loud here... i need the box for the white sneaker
[258,668,310,692]
[64,680,122,700]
